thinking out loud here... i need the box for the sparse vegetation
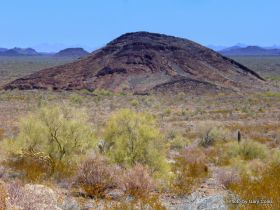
[0,55,280,209]
[172,146,209,195]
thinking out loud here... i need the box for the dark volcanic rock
[55,48,89,57]
[3,32,265,93]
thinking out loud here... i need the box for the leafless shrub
[216,168,240,188]
[74,154,118,198]
[120,164,155,198]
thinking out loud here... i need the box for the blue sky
[0,0,279,52]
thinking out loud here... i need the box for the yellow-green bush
[2,105,96,178]
[103,109,168,175]
[225,140,268,161]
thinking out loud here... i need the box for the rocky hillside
[4,32,265,93]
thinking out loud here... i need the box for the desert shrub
[229,162,280,210]
[172,145,208,195]
[93,88,113,97]
[163,108,171,116]
[226,140,268,160]
[74,154,118,198]
[216,168,240,188]
[2,105,96,178]
[69,94,83,104]
[121,164,154,198]
[130,99,139,107]
[4,151,54,182]
[169,135,190,150]
[103,109,168,174]
[195,121,232,147]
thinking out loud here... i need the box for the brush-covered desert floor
[0,56,280,210]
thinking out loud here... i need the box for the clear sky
[0,0,279,52]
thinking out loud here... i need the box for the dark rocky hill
[4,32,265,93]
[55,48,89,57]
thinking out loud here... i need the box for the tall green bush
[3,105,96,176]
[103,109,168,174]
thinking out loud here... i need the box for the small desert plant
[93,88,113,97]
[74,154,118,198]
[2,105,96,178]
[121,164,154,198]
[195,122,232,147]
[169,135,190,150]
[172,145,208,195]
[69,94,83,104]
[103,109,168,175]
[130,99,139,107]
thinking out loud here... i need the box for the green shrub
[93,88,113,97]
[2,105,96,177]
[226,140,268,160]
[130,99,139,107]
[69,94,83,104]
[103,109,168,174]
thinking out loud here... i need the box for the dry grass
[229,162,280,210]
[172,146,209,195]
[0,181,7,210]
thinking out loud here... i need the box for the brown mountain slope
[3,32,265,93]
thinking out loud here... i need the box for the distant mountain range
[0,47,89,57]
[0,48,8,52]
[219,46,280,56]
[55,48,89,57]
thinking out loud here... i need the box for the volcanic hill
[55,48,89,57]
[4,32,265,93]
